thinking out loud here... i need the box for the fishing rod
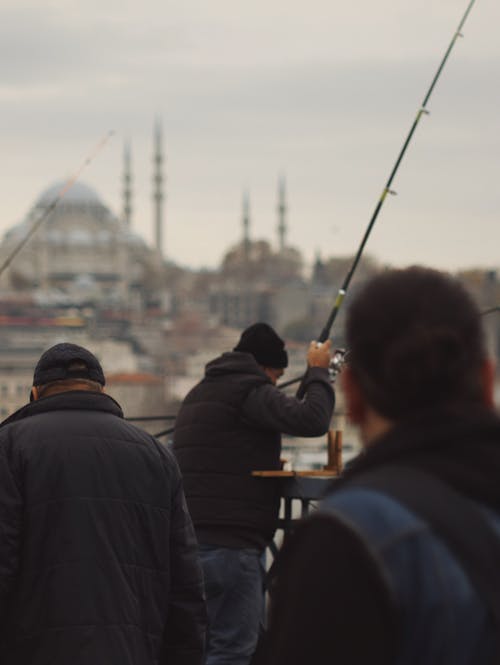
[0,130,115,279]
[126,415,176,422]
[154,426,175,439]
[482,306,500,317]
[279,0,477,391]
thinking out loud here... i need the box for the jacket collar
[205,351,271,382]
[1,390,124,428]
[338,406,500,510]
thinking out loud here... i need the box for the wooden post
[334,429,343,474]
[324,429,343,474]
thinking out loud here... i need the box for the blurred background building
[0,121,498,454]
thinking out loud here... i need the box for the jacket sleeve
[257,514,398,665]
[162,454,207,665]
[241,367,335,437]
[0,434,23,622]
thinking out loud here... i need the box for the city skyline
[1,0,499,273]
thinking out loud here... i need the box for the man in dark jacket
[0,343,206,665]
[261,267,500,665]
[173,322,334,665]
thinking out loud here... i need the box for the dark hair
[346,266,487,419]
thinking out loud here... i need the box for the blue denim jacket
[321,487,497,665]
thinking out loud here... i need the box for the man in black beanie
[0,343,206,665]
[173,322,334,665]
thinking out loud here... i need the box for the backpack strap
[345,465,500,659]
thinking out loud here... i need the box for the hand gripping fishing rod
[279,0,477,391]
[0,131,115,279]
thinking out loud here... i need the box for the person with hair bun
[260,266,500,665]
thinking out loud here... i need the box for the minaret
[277,175,287,252]
[312,249,327,285]
[153,118,164,257]
[122,140,132,228]
[242,190,251,261]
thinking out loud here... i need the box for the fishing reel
[329,348,347,383]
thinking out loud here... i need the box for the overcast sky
[1,0,498,273]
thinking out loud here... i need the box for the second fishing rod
[279,0,477,391]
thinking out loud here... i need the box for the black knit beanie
[234,322,288,368]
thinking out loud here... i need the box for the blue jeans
[199,545,265,665]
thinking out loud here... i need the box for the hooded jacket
[173,351,334,549]
[0,390,206,665]
[261,407,500,665]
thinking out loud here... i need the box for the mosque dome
[4,179,147,250]
[35,180,105,208]
[0,178,159,304]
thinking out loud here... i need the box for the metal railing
[125,415,176,439]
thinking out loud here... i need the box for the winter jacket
[0,390,206,665]
[262,407,500,665]
[173,351,334,549]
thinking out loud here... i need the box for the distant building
[0,372,32,419]
[0,180,164,309]
[106,372,169,427]
[0,334,145,419]
[458,269,500,375]
[0,130,171,421]
[208,182,308,331]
